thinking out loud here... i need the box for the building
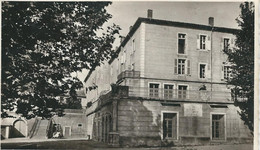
[83,10,253,147]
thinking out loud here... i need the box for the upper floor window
[178,85,188,99]
[164,84,174,99]
[149,83,159,98]
[178,59,186,74]
[197,34,211,50]
[223,38,230,51]
[200,35,206,50]
[174,59,190,75]
[178,33,186,54]
[224,66,231,80]
[199,64,206,78]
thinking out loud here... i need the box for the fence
[128,87,232,102]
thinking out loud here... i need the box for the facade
[51,109,88,139]
[83,12,252,147]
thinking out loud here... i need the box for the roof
[84,17,240,82]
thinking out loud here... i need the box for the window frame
[210,112,226,141]
[163,83,175,99]
[148,82,161,98]
[199,34,207,50]
[223,65,231,80]
[223,37,231,51]
[177,59,186,75]
[198,63,207,79]
[177,33,187,55]
[161,111,179,140]
[177,84,189,99]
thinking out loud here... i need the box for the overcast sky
[78,1,242,82]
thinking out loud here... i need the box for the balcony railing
[127,87,232,102]
[117,70,140,81]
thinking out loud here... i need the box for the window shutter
[174,59,178,74]
[207,64,211,79]
[206,35,211,50]
[230,38,235,48]
[221,66,224,80]
[220,37,224,52]
[187,60,191,75]
[197,35,200,50]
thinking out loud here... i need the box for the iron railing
[128,87,232,102]
[117,70,140,81]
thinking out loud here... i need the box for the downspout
[209,17,214,101]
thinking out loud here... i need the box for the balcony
[127,87,232,103]
[117,70,140,81]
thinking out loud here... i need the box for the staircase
[31,119,49,139]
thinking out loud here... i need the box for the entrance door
[64,126,71,137]
[163,113,177,140]
[212,114,225,140]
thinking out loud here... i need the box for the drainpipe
[209,17,214,100]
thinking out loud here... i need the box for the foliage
[2,2,120,119]
[65,84,82,109]
[223,2,254,133]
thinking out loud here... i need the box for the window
[178,59,186,74]
[78,124,82,127]
[200,35,206,50]
[212,114,225,140]
[164,84,174,99]
[199,64,206,78]
[178,85,187,99]
[223,66,231,80]
[223,38,230,51]
[163,113,177,139]
[175,59,190,75]
[149,83,159,98]
[178,33,186,54]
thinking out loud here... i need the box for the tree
[224,2,254,133]
[2,2,120,119]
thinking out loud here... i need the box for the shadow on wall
[10,127,25,138]
[118,99,173,147]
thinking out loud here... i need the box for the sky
[77,1,242,82]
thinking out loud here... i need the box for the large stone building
[83,10,252,147]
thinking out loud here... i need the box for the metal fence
[128,87,232,102]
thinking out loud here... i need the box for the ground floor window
[163,113,177,140]
[212,114,225,140]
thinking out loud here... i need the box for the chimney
[208,17,214,27]
[129,26,133,31]
[147,9,153,19]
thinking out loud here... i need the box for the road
[1,139,253,150]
